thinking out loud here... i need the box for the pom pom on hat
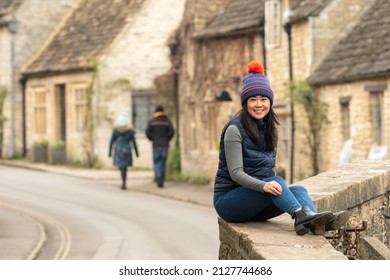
[240,60,274,106]
[247,60,264,74]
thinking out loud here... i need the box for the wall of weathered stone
[92,0,186,168]
[177,0,241,180]
[317,80,390,175]
[266,0,378,182]
[1,0,78,158]
[177,0,265,179]
[218,160,390,260]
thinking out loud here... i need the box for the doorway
[55,84,67,142]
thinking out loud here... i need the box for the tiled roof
[193,0,265,39]
[0,0,23,16]
[23,0,144,75]
[309,0,390,85]
[287,0,332,23]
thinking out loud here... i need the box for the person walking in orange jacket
[146,105,175,188]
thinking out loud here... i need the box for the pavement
[0,159,214,260]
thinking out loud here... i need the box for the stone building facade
[20,0,185,168]
[265,0,379,181]
[176,0,265,180]
[177,0,389,184]
[309,0,390,172]
[0,0,77,158]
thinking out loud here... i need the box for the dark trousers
[153,146,168,180]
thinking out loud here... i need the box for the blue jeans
[213,176,317,223]
[153,146,168,179]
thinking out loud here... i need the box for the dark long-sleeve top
[145,112,174,147]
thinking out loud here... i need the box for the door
[55,84,67,142]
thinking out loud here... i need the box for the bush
[34,140,49,148]
[52,141,66,150]
[168,140,181,176]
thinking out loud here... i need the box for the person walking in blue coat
[146,105,175,188]
[214,60,349,235]
[109,112,139,190]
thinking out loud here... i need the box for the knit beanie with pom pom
[240,60,274,106]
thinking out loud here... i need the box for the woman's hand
[263,181,282,196]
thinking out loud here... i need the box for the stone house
[308,0,390,172]
[265,0,382,181]
[0,0,77,158]
[21,0,185,167]
[177,0,388,183]
[176,0,266,180]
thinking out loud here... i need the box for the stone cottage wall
[1,0,77,158]
[97,0,186,169]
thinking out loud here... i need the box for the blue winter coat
[109,128,139,168]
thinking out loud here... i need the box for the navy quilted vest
[214,117,276,192]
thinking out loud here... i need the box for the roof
[0,0,23,16]
[23,0,145,76]
[309,0,390,86]
[193,0,265,40]
[287,0,332,23]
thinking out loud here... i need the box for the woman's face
[246,95,271,121]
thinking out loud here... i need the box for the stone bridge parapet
[218,160,390,260]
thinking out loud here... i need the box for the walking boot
[121,183,126,190]
[156,177,164,188]
[293,206,333,235]
[310,210,350,235]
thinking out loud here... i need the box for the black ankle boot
[310,210,350,235]
[156,177,164,188]
[293,206,333,235]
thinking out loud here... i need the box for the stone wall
[20,0,186,168]
[218,160,390,260]
[1,0,78,158]
[266,0,377,182]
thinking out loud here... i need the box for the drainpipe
[21,76,27,156]
[261,28,267,71]
[284,22,295,184]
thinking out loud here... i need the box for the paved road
[0,164,219,260]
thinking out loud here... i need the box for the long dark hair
[239,102,280,151]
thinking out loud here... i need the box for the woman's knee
[273,176,287,185]
[289,185,309,194]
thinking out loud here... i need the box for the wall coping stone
[218,160,390,260]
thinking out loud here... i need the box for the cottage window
[370,91,383,145]
[34,88,47,134]
[132,91,155,133]
[265,0,281,48]
[74,86,87,131]
[339,96,352,165]
[339,96,351,141]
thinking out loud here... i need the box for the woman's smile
[247,96,271,120]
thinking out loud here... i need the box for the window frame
[33,87,47,134]
[265,0,281,48]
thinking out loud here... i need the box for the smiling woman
[213,60,349,236]
[246,96,270,121]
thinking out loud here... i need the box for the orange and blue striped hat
[240,60,274,106]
